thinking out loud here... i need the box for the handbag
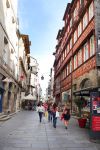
[56,111,60,118]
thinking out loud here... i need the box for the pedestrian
[47,103,53,122]
[37,102,44,123]
[63,108,71,129]
[52,103,58,128]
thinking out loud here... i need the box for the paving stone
[0,111,99,150]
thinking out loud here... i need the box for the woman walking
[37,102,44,123]
[63,108,71,129]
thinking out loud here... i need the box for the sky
[18,0,71,95]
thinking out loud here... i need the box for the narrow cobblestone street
[0,111,100,150]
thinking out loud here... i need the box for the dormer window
[4,36,8,44]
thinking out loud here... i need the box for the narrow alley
[0,111,99,150]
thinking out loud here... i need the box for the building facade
[53,0,100,109]
[0,0,20,113]
[0,0,32,113]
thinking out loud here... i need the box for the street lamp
[41,75,44,80]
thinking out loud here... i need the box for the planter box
[78,118,87,128]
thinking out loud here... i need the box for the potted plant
[74,96,87,128]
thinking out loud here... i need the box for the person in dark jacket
[63,108,71,129]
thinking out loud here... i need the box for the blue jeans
[53,112,57,128]
[48,111,52,122]
[38,112,43,122]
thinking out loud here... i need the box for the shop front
[74,87,100,139]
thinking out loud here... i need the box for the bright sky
[18,0,71,95]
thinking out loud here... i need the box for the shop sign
[92,116,100,131]
[90,92,100,139]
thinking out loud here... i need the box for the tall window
[83,13,88,30]
[69,60,72,73]
[66,65,69,76]
[65,49,67,57]
[90,35,95,57]
[84,43,89,61]
[70,38,72,49]
[78,49,82,66]
[74,30,77,43]
[78,22,82,37]
[89,2,94,21]
[3,49,7,64]
[63,52,64,60]
[67,44,69,53]
[74,55,77,69]
[70,19,72,28]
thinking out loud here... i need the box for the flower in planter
[74,97,87,117]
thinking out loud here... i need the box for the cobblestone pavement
[0,111,100,150]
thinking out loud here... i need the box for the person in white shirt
[37,102,44,123]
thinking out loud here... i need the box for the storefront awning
[73,87,100,96]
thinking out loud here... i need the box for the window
[66,65,69,76]
[74,30,77,43]
[78,22,82,37]
[70,19,72,28]
[6,0,10,8]
[67,44,69,54]
[73,7,78,18]
[90,35,95,57]
[78,49,82,66]
[65,49,67,57]
[70,38,72,49]
[83,13,88,30]
[74,55,77,69]
[64,69,66,78]
[69,60,72,73]
[89,2,94,21]
[84,43,89,61]
[63,52,64,60]
[3,49,7,64]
